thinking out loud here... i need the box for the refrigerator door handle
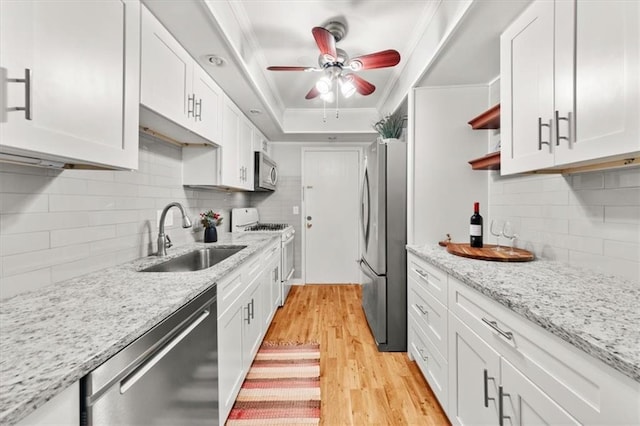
[360,168,371,250]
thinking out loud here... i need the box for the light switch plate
[293,206,299,215]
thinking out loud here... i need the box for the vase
[204,226,218,243]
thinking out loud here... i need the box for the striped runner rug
[226,342,321,425]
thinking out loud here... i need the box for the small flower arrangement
[373,112,406,140]
[200,210,223,228]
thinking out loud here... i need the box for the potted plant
[200,210,223,243]
[373,112,406,141]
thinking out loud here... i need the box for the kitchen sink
[140,245,247,272]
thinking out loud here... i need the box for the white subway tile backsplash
[604,167,640,188]
[3,244,91,277]
[490,167,640,281]
[0,137,250,298]
[569,187,640,206]
[0,193,49,214]
[571,172,605,190]
[0,231,50,256]
[604,240,640,262]
[604,205,640,224]
[0,268,51,300]
[569,219,639,243]
[50,225,116,248]
[1,212,90,234]
[49,194,116,212]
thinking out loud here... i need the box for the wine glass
[489,220,503,251]
[502,221,518,254]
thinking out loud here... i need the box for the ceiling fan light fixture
[339,76,356,98]
[315,76,332,94]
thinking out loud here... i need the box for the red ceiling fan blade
[305,85,321,100]
[267,66,313,71]
[312,27,337,60]
[349,74,376,96]
[348,49,401,70]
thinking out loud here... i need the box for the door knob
[307,223,312,228]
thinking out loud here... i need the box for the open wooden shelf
[468,104,500,129]
[469,151,501,170]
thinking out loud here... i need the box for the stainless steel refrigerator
[359,139,407,352]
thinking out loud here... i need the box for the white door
[303,148,361,284]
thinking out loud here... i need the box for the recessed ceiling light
[249,109,262,115]
[206,55,225,66]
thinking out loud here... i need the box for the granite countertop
[0,232,279,426]
[407,244,640,384]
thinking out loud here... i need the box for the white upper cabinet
[140,5,222,145]
[501,0,639,175]
[0,0,140,170]
[216,98,254,190]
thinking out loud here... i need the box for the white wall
[409,85,490,245]
[0,133,250,299]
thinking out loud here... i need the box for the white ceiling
[142,0,532,142]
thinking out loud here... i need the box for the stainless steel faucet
[157,202,192,256]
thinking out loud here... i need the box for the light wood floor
[264,284,450,425]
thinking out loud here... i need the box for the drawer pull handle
[416,305,428,316]
[418,348,428,362]
[498,386,511,426]
[415,269,428,280]
[483,369,496,408]
[482,318,513,340]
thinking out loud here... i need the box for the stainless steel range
[231,208,294,305]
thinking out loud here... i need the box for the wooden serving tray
[446,243,534,262]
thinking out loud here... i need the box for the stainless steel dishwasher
[81,285,218,425]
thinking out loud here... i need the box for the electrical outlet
[293,206,299,215]
[157,210,173,227]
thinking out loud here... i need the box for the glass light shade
[340,76,356,98]
[315,77,332,94]
[320,92,334,103]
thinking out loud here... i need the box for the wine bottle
[470,202,483,248]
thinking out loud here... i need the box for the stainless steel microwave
[254,151,278,191]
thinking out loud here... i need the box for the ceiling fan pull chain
[323,99,327,123]
[335,83,340,119]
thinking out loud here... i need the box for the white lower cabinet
[407,252,640,425]
[217,241,282,424]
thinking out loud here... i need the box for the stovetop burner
[246,223,288,231]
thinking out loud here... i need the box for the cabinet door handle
[555,110,571,146]
[245,303,251,324]
[250,298,255,320]
[538,117,551,150]
[482,318,513,340]
[483,369,496,408]
[187,94,195,118]
[7,69,32,120]
[195,98,202,121]
[415,304,428,317]
[498,385,511,426]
